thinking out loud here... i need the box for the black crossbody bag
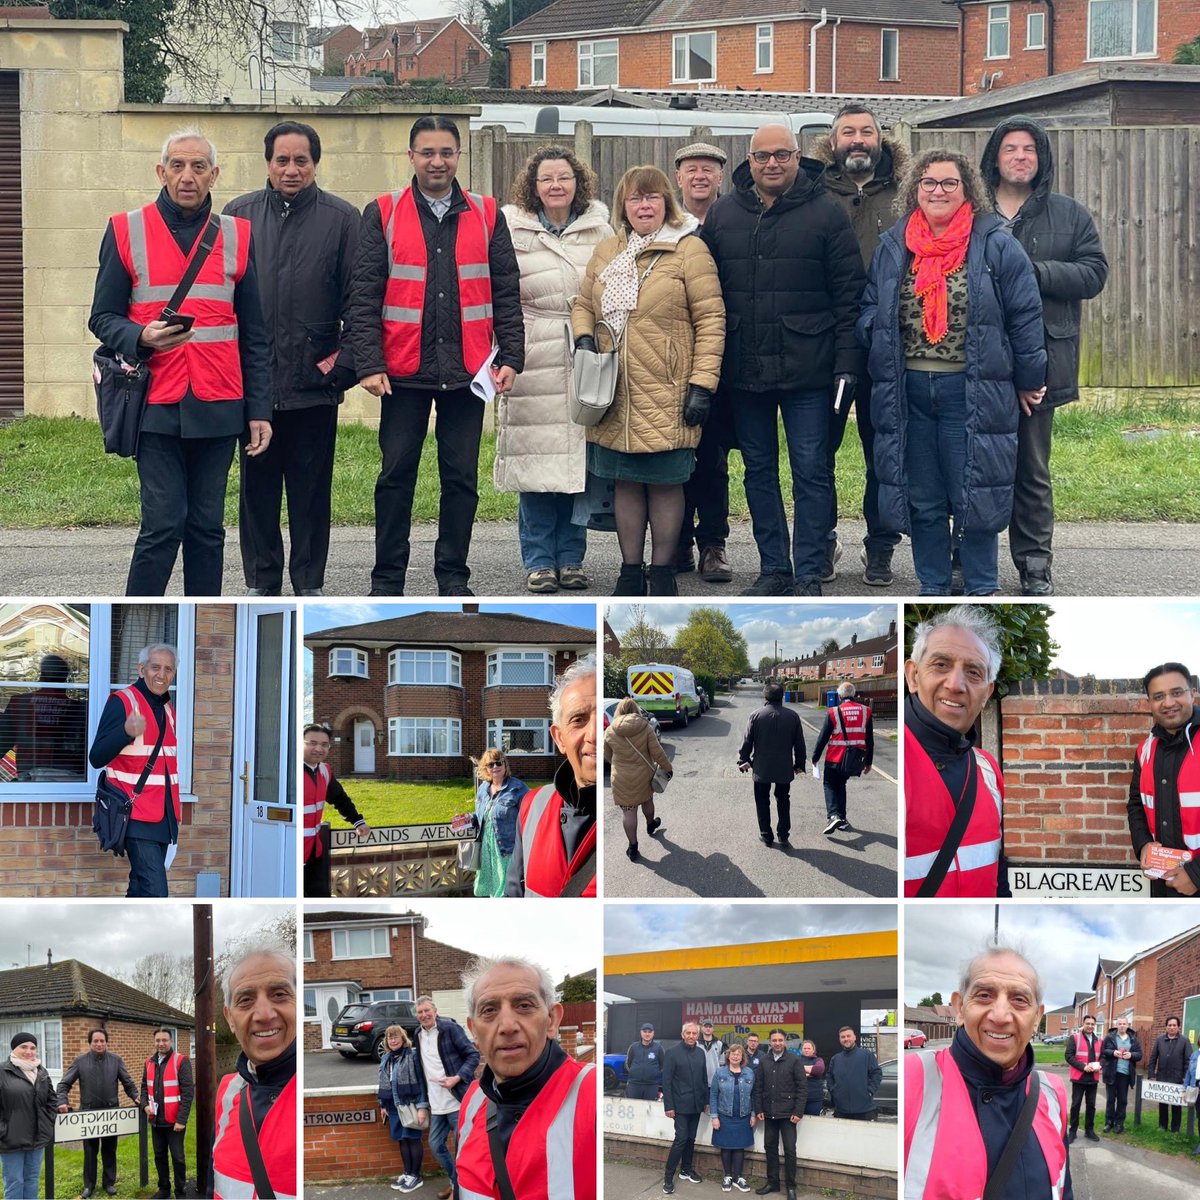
[92,711,166,857]
[914,754,979,897]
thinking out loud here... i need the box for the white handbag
[566,318,620,427]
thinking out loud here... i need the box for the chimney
[463,603,479,615]
[851,633,857,645]
[46,949,52,968]
[889,619,896,637]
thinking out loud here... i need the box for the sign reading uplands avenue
[330,824,470,849]
[56,1107,139,1141]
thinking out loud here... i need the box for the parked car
[1042,1034,1068,1045]
[603,1051,662,1096]
[823,1058,898,1118]
[903,1028,928,1049]
[603,698,661,736]
[329,999,421,1060]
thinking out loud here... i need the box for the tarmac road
[304,1046,385,1089]
[5,516,1199,596]
[603,685,899,898]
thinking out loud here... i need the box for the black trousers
[126,836,169,898]
[83,1133,118,1191]
[372,387,483,594]
[762,1116,798,1186]
[1009,405,1055,572]
[239,405,338,592]
[827,378,901,554]
[152,1123,187,1193]
[128,432,237,596]
[678,398,731,552]
[754,781,791,838]
[664,1110,701,1180]
[625,1081,659,1100]
[1105,1074,1131,1126]
[836,1110,876,1121]
[823,766,849,820]
[1159,1095,1183,1132]
[303,849,331,898]
[1070,1080,1097,1132]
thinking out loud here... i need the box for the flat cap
[674,141,727,167]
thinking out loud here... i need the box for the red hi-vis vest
[826,699,869,765]
[106,688,179,824]
[455,1059,596,1200]
[111,204,249,406]
[904,1048,1068,1200]
[517,785,596,898]
[904,727,1003,897]
[212,1072,296,1200]
[1137,734,1200,852]
[303,763,331,863]
[376,186,496,379]
[1068,1032,1100,1083]
[146,1052,185,1124]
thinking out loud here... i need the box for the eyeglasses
[537,175,575,185]
[486,762,506,770]
[626,193,664,206]
[918,177,962,194]
[1150,687,1191,703]
[750,149,795,164]
[412,148,460,160]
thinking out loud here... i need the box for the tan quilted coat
[571,221,725,454]
[604,711,672,808]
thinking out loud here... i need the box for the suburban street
[604,684,898,898]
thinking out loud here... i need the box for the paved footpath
[3,517,1199,596]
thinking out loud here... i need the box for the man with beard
[1127,663,1200,896]
[815,104,905,587]
[980,118,1107,596]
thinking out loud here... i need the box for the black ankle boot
[647,565,678,596]
[613,563,647,596]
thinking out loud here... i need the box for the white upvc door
[354,717,375,773]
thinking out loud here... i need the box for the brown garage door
[0,72,22,420]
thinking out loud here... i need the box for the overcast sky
[606,603,897,670]
[307,901,600,986]
[1048,600,1200,679]
[904,905,1200,1011]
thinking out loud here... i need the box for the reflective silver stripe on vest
[213,1167,297,1200]
[219,214,239,280]
[212,1074,244,1185]
[903,1051,940,1200]
[383,306,422,323]
[520,786,556,897]
[457,1085,486,1156]
[383,190,403,246]
[1036,1070,1066,1200]
[904,837,1002,881]
[545,1062,592,1200]
[458,263,490,280]
[463,304,493,321]
[212,1076,297,1199]
[131,282,237,303]
[127,207,150,285]
[975,752,1003,822]
[190,324,240,343]
[390,262,426,281]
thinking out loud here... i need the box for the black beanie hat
[10,1032,37,1050]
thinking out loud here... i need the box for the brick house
[344,18,489,82]
[501,0,959,96]
[308,23,363,75]
[1042,1002,1075,1037]
[0,602,296,898]
[956,0,1200,95]
[0,958,195,1088]
[305,604,595,782]
[780,620,899,683]
[1153,925,1200,1045]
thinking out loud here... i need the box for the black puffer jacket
[700,158,865,391]
[0,1058,57,1152]
[224,182,360,408]
[751,1050,807,1119]
[348,180,524,390]
[980,118,1108,406]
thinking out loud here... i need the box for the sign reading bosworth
[304,1109,379,1127]
[56,1107,140,1141]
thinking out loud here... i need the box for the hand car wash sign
[683,1001,805,1046]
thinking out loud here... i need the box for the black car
[329,999,421,1060]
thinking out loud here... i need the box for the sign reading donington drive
[56,1107,140,1141]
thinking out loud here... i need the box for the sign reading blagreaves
[56,1107,139,1141]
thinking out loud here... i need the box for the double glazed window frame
[328,647,368,679]
[388,648,462,687]
[486,649,554,687]
[388,716,463,757]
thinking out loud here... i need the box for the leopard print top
[901,263,968,366]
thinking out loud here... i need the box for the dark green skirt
[587,443,695,485]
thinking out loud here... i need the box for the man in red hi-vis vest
[1064,1013,1102,1144]
[1127,661,1200,897]
[302,723,370,897]
[905,947,1073,1200]
[348,114,525,597]
[455,955,595,1200]
[504,656,597,897]
[811,680,875,836]
[212,942,296,1200]
[904,604,1011,898]
[141,1028,194,1199]
[88,129,272,598]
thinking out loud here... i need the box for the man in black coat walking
[1147,1016,1194,1133]
[738,684,806,846]
[750,1029,806,1199]
[980,117,1108,596]
[661,1022,709,1192]
[701,123,865,597]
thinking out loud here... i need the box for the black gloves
[574,335,597,354]
[683,384,714,427]
[833,373,858,409]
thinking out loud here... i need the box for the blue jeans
[1,1148,43,1200]
[904,370,999,594]
[822,766,848,820]
[430,1110,457,1186]
[517,491,586,572]
[126,836,169,897]
[733,388,832,583]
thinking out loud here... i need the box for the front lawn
[328,777,551,828]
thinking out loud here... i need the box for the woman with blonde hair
[572,164,725,596]
[377,1025,428,1193]
[604,695,671,861]
[471,748,528,897]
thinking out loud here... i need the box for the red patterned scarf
[905,202,974,345]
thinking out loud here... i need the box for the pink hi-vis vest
[303,762,331,863]
[904,1047,1068,1200]
[1136,734,1200,852]
[106,688,179,824]
[1068,1032,1101,1082]
[826,699,868,765]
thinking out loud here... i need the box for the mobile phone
[161,310,195,332]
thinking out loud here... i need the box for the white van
[626,663,702,727]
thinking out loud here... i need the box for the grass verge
[327,777,550,828]
[1113,1115,1200,1158]
[46,1118,199,1199]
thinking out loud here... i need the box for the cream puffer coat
[571,220,725,454]
[604,710,673,808]
[493,200,615,494]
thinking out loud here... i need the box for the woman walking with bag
[572,165,725,596]
[604,696,671,862]
[470,749,528,898]
[0,1032,57,1200]
[377,1025,429,1193]
[710,1042,756,1192]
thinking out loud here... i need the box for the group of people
[303,655,598,898]
[638,1019,881,1196]
[903,604,1200,897]
[89,102,1105,599]
[0,940,297,1200]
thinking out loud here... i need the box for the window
[304,988,317,1019]
[331,926,389,959]
[389,717,462,756]
[487,650,552,687]
[672,31,716,82]
[531,41,546,84]
[359,988,414,1003]
[487,717,552,755]
[577,39,618,86]
[1027,10,1046,48]
[329,647,368,678]
[857,657,865,669]
[880,28,899,80]
[1088,0,1156,58]
[389,649,461,687]
[987,4,1010,57]
[872,654,885,668]
[1116,977,1125,998]
[1100,982,1107,1003]
[0,1020,61,1077]
[1127,967,1136,991]
[270,21,304,63]
[303,931,314,962]
[756,24,773,72]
